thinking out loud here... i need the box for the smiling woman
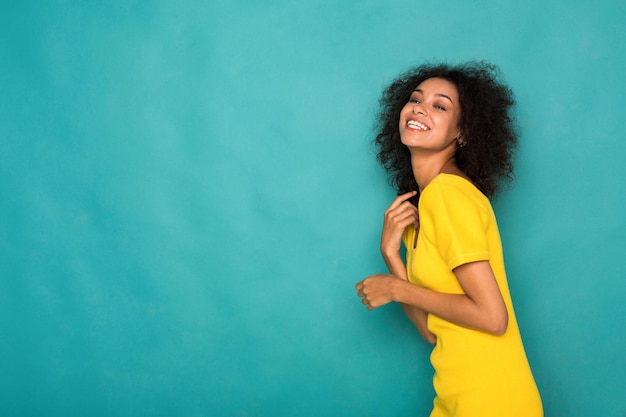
[373,62,518,207]
[355,62,542,417]
[399,78,463,156]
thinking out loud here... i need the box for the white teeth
[407,120,428,130]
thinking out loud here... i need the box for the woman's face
[399,77,462,153]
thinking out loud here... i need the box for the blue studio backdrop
[1,1,625,416]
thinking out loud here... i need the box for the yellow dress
[403,174,543,417]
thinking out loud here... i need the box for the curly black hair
[374,61,517,202]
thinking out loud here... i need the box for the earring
[458,140,467,148]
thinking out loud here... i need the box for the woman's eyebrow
[413,88,455,104]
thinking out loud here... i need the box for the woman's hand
[356,274,437,344]
[380,191,419,256]
[355,274,401,310]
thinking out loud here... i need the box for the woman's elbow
[423,332,437,345]
[488,310,509,336]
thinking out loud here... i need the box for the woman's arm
[377,191,436,344]
[356,260,508,336]
[382,250,436,344]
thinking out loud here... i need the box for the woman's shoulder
[420,173,489,210]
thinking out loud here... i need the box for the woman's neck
[411,152,461,193]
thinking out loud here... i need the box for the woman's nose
[412,103,425,115]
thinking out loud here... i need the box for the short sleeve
[419,180,490,270]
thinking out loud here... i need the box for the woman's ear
[456,133,466,148]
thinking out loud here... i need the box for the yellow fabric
[403,174,542,417]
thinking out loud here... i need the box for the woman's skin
[355,77,508,340]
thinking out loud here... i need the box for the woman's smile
[406,119,430,131]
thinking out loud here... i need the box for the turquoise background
[1,1,625,416]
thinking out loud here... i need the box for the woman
[355,62,542,416]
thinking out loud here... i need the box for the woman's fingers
[390,204,418,222]
[385,196,418,222]
[380,196,419,254]
[383,191,418,232]
[385,190,418,212]
[385,202,418,228]
[355,275,394,310]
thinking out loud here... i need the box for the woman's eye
[409,99,421,104]
[434,104,446,111]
